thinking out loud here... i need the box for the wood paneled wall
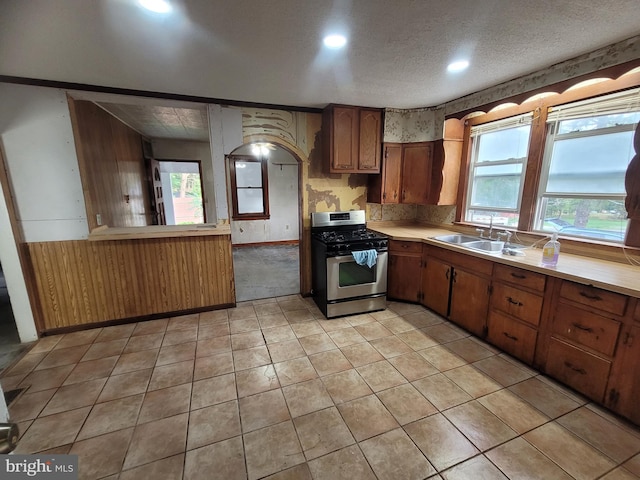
[27,235,235,332]
[68,98,153,230]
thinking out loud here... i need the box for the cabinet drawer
[389,240,423,254]
[545,338,611,401]
[491,282,543,326]
[560,281,627,316]
[487,310,537,365]
[552,303,621,357]
[428,246,493,277]
[493,264,546,293]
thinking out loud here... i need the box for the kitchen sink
[432,234,506,255]
[462,240,505,253]
[432,234,482,244]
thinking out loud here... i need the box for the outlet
[96,214,102,226]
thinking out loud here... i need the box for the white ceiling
[2,0,640,112]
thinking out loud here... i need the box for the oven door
[326,252,388,301]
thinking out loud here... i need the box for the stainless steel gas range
[311,210,388,319]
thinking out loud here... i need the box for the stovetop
[312,228,388,255]
[313,228,386,244]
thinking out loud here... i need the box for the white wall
[0,83,89,242]
[151,139,216,224]
[208,105,243,222]
[230,147,299,245]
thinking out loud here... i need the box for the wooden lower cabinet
[385,241,640,425]
[606,325,640,424]
[487,310,537,364]
[449,267,491,338]
[421,255,450,317]
[421,246,492,337]
[545,338,611,401]
[387,240,422,302]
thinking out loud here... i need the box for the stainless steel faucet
[488,214,495,240]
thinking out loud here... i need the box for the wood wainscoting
[27,235,235,333]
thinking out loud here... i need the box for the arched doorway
[227,142,302,301]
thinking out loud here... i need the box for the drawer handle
[579,291,602,301]
[506,296,523,307]
[510,272,526,279]
[503,332,518,341]
[571,322,593,333]
[564,361,587,375]
[445,269,450,280]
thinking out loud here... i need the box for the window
[465,114,533,228]
[229,156,270,220]
[535,89,640,242]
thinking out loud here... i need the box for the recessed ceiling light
[447,60,470,73]
[138,0,172,14]
[323,34,347,49]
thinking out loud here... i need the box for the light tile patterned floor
[2,296,640,480]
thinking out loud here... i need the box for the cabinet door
[358,109,382,172]
[450,268,491,337]
[607,325,640,424]
[487,310,537,364]
[382,144,402,203]
[401,143,432,204]
[331,106,359,171]
[422,256,451,317]
[388,253,422,302]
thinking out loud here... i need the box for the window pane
[545,130,635,194]
[476,125,531,163]
[558,112,640,134]
[237,188,264,214]
[466,210,519,228]
[235,162,262,187]
[470,164,523,209]
[537,197,627,242]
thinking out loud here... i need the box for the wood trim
[27,235,235,333]
[0,146,46,333]
[518,107,549,231]
[0,75,323,114]
[451,60,640,120]
[229,155,270,221]
[40,303,235,336]
[454,122,473,223]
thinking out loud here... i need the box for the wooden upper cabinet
[324,104,382,174]
[358,109,382,172]
[368,142,433,205]
[401,142,432,204]
[368,144,402,203]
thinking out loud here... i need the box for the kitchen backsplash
[366,203,455,225]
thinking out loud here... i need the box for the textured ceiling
[2,0,640,110]
[98,103,209,141]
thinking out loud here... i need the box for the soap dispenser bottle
[541,233,560,267]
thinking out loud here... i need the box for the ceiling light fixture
[138,0,172,14]
[447,60,470,73]
[323,34,347,49]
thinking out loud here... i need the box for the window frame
[532,97,640,241]
[229,155,270,221]
[456,69,640,245]
[464,113,533,227]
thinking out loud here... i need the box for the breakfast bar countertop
[88,223,231,241]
